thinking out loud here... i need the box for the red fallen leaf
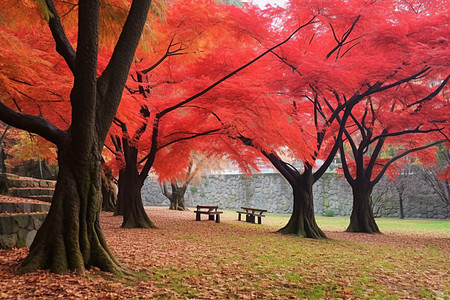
[188,275,198,284]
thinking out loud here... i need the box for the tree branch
[372,140,445,185]
[263,151,301,187]
[366,129,387,176]
[339,141,355,186]
[369,127,442,144]
[139,118,159,182]
[407,74,450,108]
[0,101,66,147]
[140,36,186,74]
[44,0,76,73]
[96,0,152,141]
[155,16,317,119]
[157,128,221,150]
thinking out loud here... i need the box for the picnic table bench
[236,206,267,224]
[194,205,223,223]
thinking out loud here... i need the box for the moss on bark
[19,147,123,275]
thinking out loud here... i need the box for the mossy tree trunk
[114,169,126,216]
[118,156,155,228]
[0,0,152,274]
[112,130,155,228]
[339,141,381,234]
[20,141,122,275]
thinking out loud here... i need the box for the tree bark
[165,182,188,211]
[278,169,327,238]
[346,181,381,233]
[114,169,125,216]
[0,0,152,275]
[116,148,155,228]
[20,143,122,275]
[101,169,117,212]
[119,174,155,229]
[398,194,405,219]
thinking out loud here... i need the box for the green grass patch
[219,208,450,237]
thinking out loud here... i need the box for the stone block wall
[0,213,47,249]
[141,173,449,219]
[0,201,50,249]
[0,202,50,214]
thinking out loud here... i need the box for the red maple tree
[103,0,316,229]
[234,0,449,237]
[0,0,162,274]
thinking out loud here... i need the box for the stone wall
[0,201,50,249]
[0,213,47,249]
[142,173,450,219]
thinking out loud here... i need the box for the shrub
[324,210,335,217]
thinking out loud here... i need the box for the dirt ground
[1,196,449,299]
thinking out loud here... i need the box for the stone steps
[0,202,50,214]
[0,201,50,249]
[25,195,53,203]
[6,177,56,188]
[0,174,54,248]
[5,174,56,203]
[9,187,54,198]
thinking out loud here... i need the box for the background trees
[338,93,447,233]
[104,0,315,229]
[232,0,449,236]
[420,146,450,206]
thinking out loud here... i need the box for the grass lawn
[250,210,450,237]
[0,206,449,299]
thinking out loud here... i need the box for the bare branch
[372,140,445,185]
[0,101,66,147]
[407,74,450,109]
[155,16,317,119]
[44,0,76,73]
[369,127,442,144]
[158,128,221,150]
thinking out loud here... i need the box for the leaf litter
[0,205,448,299]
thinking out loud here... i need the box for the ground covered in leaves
[0,203,449,299]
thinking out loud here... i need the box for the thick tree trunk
[346,182,381,233]
[278,170,327,239]
[19,145,122,275]
[118,164,155,229]
[168,183,188,211]
[101,169,117,212]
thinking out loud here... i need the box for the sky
[245,0,287,8]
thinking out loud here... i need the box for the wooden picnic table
[194,205,223,223]
[236,206,267,224]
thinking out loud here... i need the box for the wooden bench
[236,207,267,224]
[194,205,223,223]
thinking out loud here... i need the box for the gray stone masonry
[142,173,449,219]
[0,214,47,248]
[4,174,56,203]
[0,202,50,214]
[0,174,52,249]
